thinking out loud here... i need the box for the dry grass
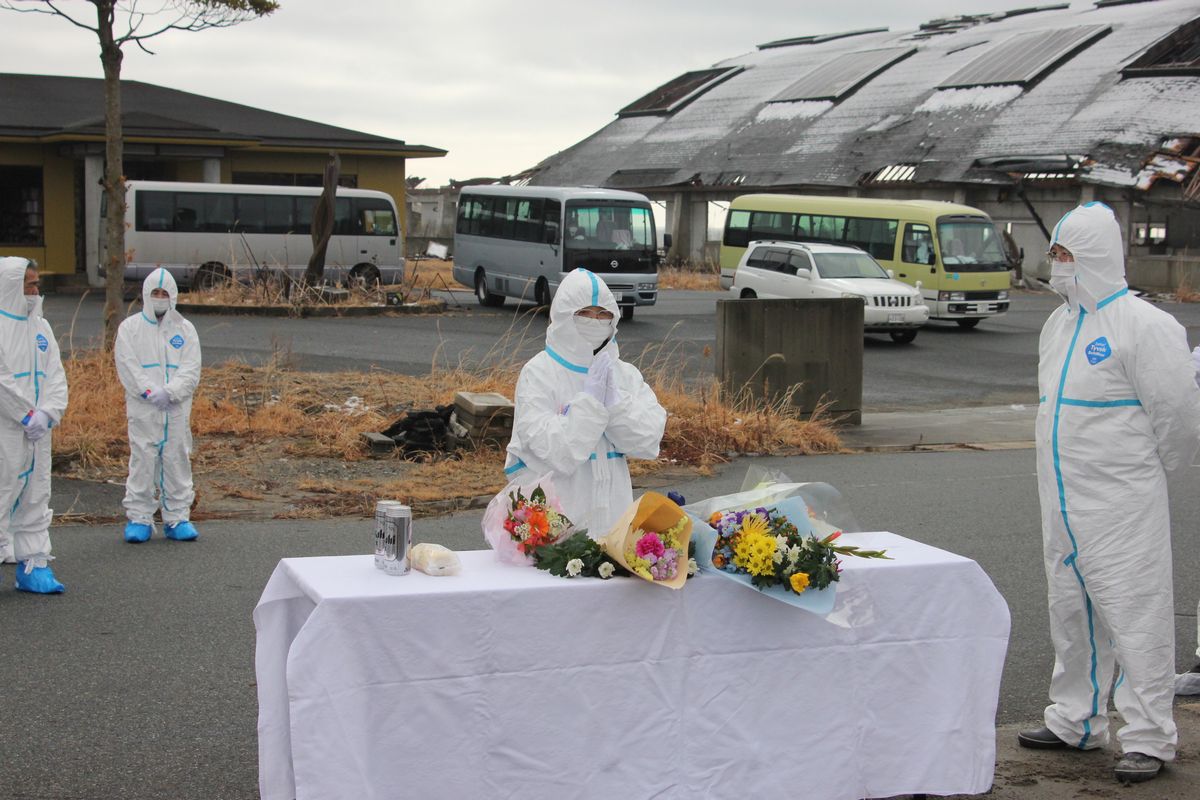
[1174,275,1200,303]
[658,262,722,291]
[55,326,840,517]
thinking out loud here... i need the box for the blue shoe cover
[164,521,198,541]
[124,521,153,543]
[15,561,65,594]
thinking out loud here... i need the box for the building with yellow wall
[0,73,445,282]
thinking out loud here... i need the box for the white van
[102,180,404,289]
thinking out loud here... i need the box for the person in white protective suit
[114,268,202,543]
[0,257,68,593]
[1178,345,1200,697]
[503,267,666,537]
[1017,203,1200,784]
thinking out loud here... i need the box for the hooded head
[1048,202,1126,313]
[545,268,620,366]
[142,267,179,322]
[0,256,36,322]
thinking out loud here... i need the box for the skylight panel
[757,28,887,51]
[769,47,916,104]
[1122,16,1200,77]
[938,24,1110,89]
[618,67,743,117]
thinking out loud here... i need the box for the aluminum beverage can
[375,501,403,569]
[384,505,412,576]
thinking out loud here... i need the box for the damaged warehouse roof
[528,0,1200,198]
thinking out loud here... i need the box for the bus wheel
[474,269,505,307]
[620,305,634,322]
[740,288,757,299]
[889,329,918,344]
[194,263,230,291]
[956,318,981,329]
[534,277,551,308]
[350,264,381,288]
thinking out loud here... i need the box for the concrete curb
[175,299,446,317]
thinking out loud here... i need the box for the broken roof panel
[770,47,917,103]
[939,24,1111,88]
[1122,15,1200,77]
[617,67,744,117]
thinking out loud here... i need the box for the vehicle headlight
[997,290,1009,300]
[637,282,655,290]
[938,291,966,301]
[840,292,863,300]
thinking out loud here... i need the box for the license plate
[888,313,904,323]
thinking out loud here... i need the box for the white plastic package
[410,543,461,576]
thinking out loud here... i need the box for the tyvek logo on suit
[170,335,185,349]
[1085,337,1111,365]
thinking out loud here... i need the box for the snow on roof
[529,0,1200,192]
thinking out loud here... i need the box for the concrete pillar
[202,158,222,183]
[688,196,707,262]
[83,154,104,287]
[1079,184,1095,204]
[668,191,690,263]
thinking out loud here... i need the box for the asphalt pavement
[4,431,1200,799]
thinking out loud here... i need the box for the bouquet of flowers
[482,476,574,566]
[684,469,886,613]
[533,491,696,589]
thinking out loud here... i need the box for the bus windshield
[565,203,654,251]
[813,252,890,280]
[937,218,1007,270]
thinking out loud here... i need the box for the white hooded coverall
[1035,203,1200,760]
[504,268,666,537]
[0,257,68,562]
[115,268,202,525]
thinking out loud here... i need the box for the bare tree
[0,0,278,348]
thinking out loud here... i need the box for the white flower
[566,558,584,577]
[598,561,615,579]
[687,558,698,577]
[787,545,803,565]
[775,535,789,552]
[773,549,784,564]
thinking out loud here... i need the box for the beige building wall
[0,143,76,275]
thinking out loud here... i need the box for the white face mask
[25,295,38,314]
[574,316,614,348]
[1049,260,1076,300]
[151,297,171,316]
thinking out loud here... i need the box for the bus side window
[543,200,561,245]
[725,209,750,247]
[334,198,354,236]
[902,223,935,265]
[355,198,397,236]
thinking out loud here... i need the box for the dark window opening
[0,166,43,246]
[233,171,358,188]
[618,67,743,116]
[1122,16,1200,77]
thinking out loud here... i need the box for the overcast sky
[2,0,1054,187]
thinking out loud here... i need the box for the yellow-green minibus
[720,194,1010,327]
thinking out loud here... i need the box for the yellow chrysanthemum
[740,513,770,538]
[789,572,810,594]
[733,527,777,577]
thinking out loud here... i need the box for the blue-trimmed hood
[1050,203,1126,314]
[142,267,180,323]
[0,256,30,322]
[545,268,620,365]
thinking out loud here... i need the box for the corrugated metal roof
[529,0,1200,192]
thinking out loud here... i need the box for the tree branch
[0,0,100,33]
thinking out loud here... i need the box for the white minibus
[453,186,659,320]
[102,181,404,289]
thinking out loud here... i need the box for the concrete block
[716,298,863,424]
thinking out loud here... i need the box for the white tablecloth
[255,532,1010,800]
